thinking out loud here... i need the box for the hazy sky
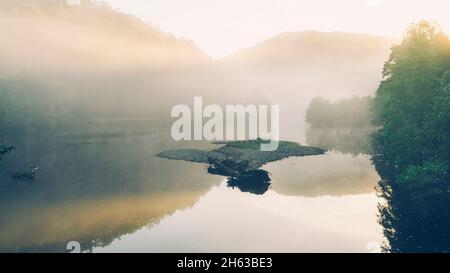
[103,0,450,58]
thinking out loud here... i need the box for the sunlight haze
[102,0,450,58]
[2,0,450,254]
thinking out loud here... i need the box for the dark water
[0,124,384,252]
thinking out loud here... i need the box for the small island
[157,139,327,178]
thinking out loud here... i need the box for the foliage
[373,21,450,171]
[306,96,373,128]
[306,128,375,156]
[373,21,450,252]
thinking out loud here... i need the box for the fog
[0,1,396,143]
[0,1,392,252]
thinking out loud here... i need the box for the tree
[373,21,450,170]
[373,21,450,252]
[306,96,373,128]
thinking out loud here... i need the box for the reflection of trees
[306,96,373,129]
[268,152,379,197]
[306,128,375,156]
[282,127,378,197]
[0,133,222,252]
[374,155,450,253]
[0,190,209,253]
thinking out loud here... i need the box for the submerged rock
[227,170,272,195]
[9,164,39,183]
[157,140,326,177]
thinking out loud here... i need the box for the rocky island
[157,139,327,178]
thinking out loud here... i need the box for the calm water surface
[0,125,384,252]
[94,153,383,253]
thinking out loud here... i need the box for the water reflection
[93,182,383,253]
[226,170,271,195]
[205,155,272,195]
[0,122,385,252]
[9,162,39,183]
[266,152,379,197]
[0,131,222,252]
[306,128,375,156]
[305,126,450,252]
[373,155,450,253]
[0,190,207,252]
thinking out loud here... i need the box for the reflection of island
[158,140,325,195]
[306,128,376,156]
[225,170,271,195]
[267,152,380,197]
[206,158,272,195]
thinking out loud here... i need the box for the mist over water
[0,1,395,139]
[0,1,391,252]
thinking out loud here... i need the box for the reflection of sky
[94,182,383,253]
[102,0,450,58]
[0,141,383,252]
[267,152,380,197]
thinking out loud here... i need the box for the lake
[0,124,384,252]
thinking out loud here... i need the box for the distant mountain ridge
[224,31,396,67]
[218,31,396,140]
[220,31,397,102]
[0,0,399,141]
[0,0,209,74]
[0,0,396,73]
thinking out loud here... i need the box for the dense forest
[305,96,373,128]
[373,21,450,252]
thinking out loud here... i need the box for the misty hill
[0,1,399,143]
[0,0,213,137]
[0,0,208,74]
[223,32,396,99]
[220,32,396,140]
[225,31,395,66]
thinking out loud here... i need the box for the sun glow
[102,0,450,58]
